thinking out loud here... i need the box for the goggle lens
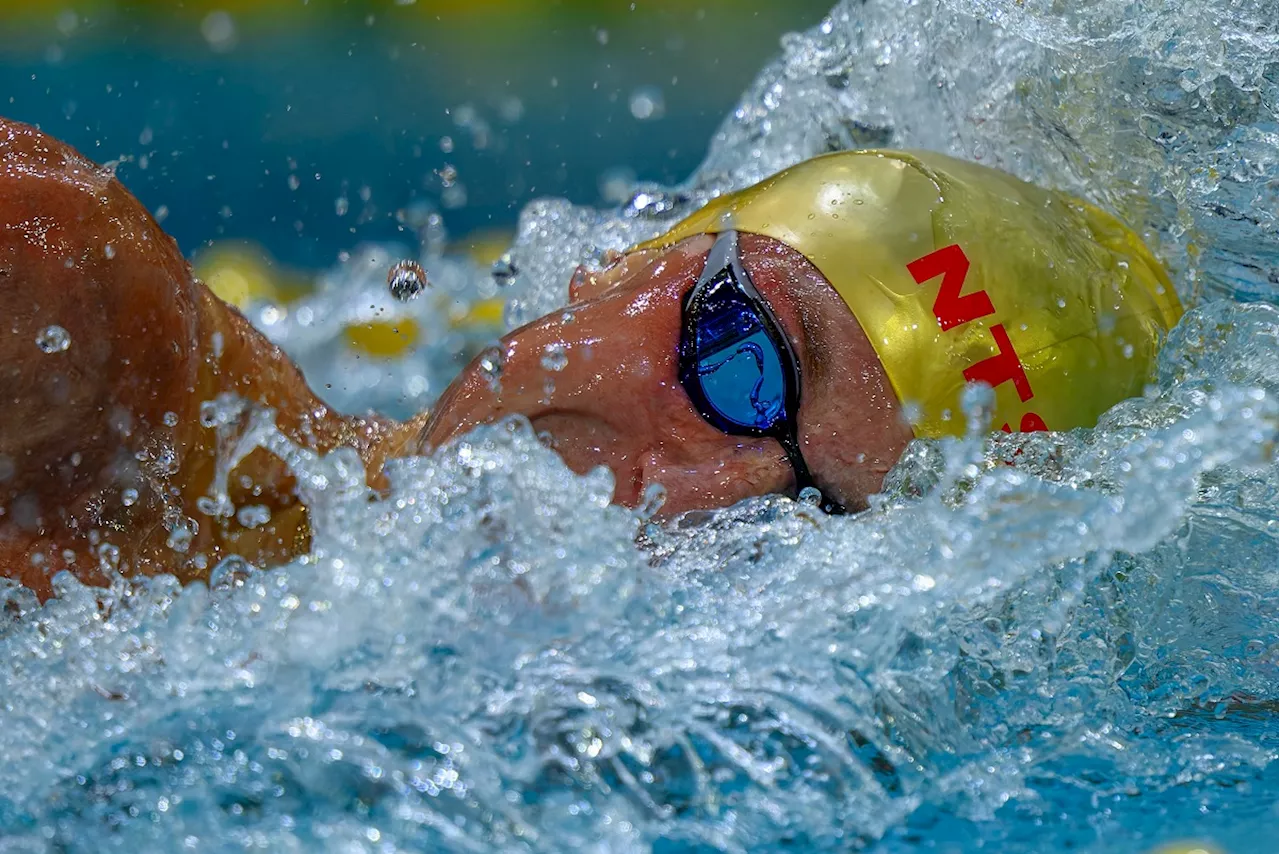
[677,231,846,514]
[686,274,788,431]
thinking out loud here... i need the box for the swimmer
[0,118,1182,598]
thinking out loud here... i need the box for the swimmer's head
[421,230,912,513]
[422,151,1183,516]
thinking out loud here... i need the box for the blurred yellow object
[344,319,421,359]
[194,241,311,310]
[1146,843,1224,854]
[451,298,506,329]
[457,228,514,266]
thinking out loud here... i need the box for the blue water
[0,1,1276,852]
[0,2,830,268]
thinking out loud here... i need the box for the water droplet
[797,486,823,507]
[540,342,569,372]
[598,166,637,204]
[287,174,300,191]
[960,382,996,435]
[163,411,179,427]
[97,542,121,572]
[236,504,272,529]
[103,243,115,259]
[121,488,138,507]
[628,86,665,120]
[491,254,518,287]
[637,482,667,520]
[35,325,70,353]
[477,346,504,393]
[166,516,197,553]
[200,10,237,53]
[56,9,78,36]
[334,195,349,217]
[196,494,233,518]
[387,259,428,301]
[441,182,468,210]
[497,95,524,123]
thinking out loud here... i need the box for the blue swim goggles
[678,230,845,514]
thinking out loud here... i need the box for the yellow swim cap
[637,151,1183,437]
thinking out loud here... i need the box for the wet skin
[0,118,911,599]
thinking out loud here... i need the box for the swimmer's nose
[423,279,685,497]
[421,242,794,512]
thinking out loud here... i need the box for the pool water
[0,1,1276,852]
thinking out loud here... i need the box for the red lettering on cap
[1001,412,1048,433]
[907,244,995,331]
[963,323,1034,402]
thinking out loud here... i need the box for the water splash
[0,300,1273,852]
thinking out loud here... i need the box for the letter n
[906,244,994,331]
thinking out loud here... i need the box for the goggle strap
[778,433,847,514]
[697,229,745,290]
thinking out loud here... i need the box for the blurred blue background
[0,1,831,268]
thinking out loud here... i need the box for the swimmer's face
[421,234,914,515]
